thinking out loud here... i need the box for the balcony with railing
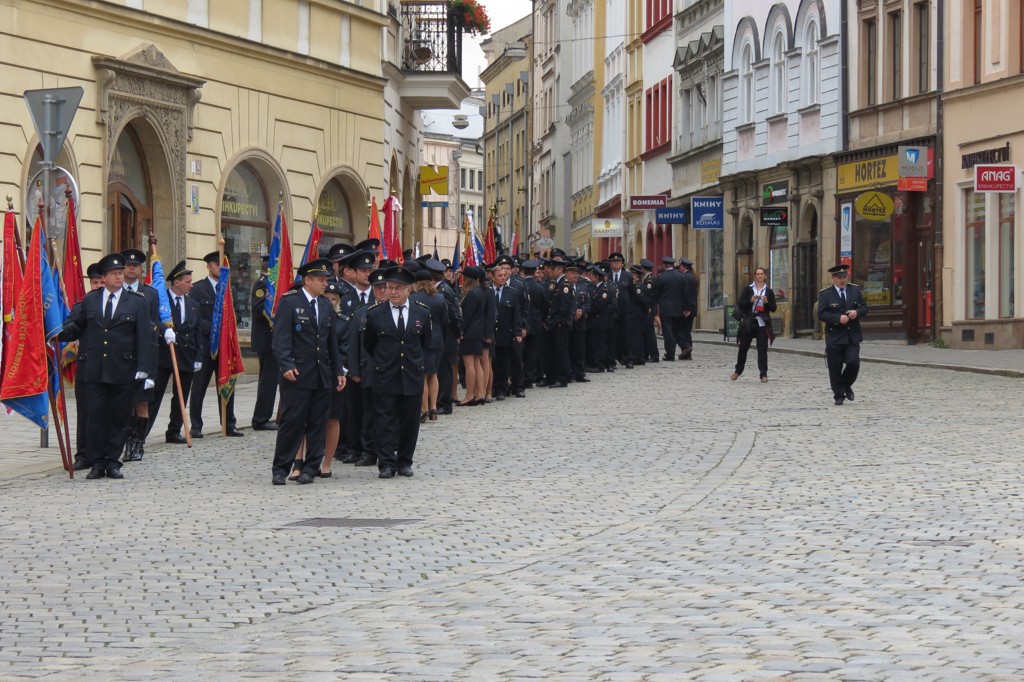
[397,1,471,109]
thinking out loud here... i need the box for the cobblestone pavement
[1,344,1023,680]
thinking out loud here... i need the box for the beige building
[941,1,1024,349]
[2,0,466,342]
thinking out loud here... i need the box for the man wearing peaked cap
[638,258,659,363]
[250,253,279,431]
[120,248,164,462]
[355,238,381,255]
[59,252,154,480]
[68,262,107,470]
[654,254,686,361]
[677,256,698,359]
[336,252,376,464]
[818,263,868,405]
[86,262,103,289]
[343,267,389,468]
[361,264,432,478]
[605,252,631,367]
[270,254,346,485]
[190,249,244,439]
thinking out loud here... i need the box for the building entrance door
[107,187,151,252]
[793,241,817,333]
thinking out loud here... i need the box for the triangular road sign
[24,87,84,164]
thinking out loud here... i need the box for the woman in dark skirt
[319,279,351,476]
[731,266,777,382]
[458,266,488,406]
[411,269,449,421]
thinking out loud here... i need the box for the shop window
[999,194,1015,318]
[706,227,724,309]
[741,44,754,123]
[889,11,902,100]
[865,19,877,106]
[769,224,789,301]
[221,163,271,331]
[965,189,986,319]
[771,32,787,115]
[915,2,929,93]
[316,178,354,253]
[853,219,893,307]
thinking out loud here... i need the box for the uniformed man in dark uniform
[490,255,525,399]
[59,253,153,480]
[250,254,279,430]
[359,267,432,478]
[147,260,202,443]
[507,256,530,394]
[625,265,648,366]
[639,259,660,363]
[118,248,164,462]
[545,257,575,388]
[818,263,868,405]
[327,242,356,289]
[519,259,547,388]
[336,249,376,464]
[587,265,614,372]
[566,259,591,382]
[606,252,631,367]
[346,269,389,467]
[190,251,245,438]
[678,257,699,359]
[70,263,104,471]
[654,257,686,361]
[430,257,462,412]
[270,259,346,485]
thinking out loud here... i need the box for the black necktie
[396,305,405,334]
[840,288,847,305]
[360,292,367,305]
[104,292,114,323]
[496,287,501,304]
[312,298,318,326]
[174,296,183,325]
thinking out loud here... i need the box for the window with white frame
[741,44,754,123]
[771,32,787,115]
[804,19,820,106]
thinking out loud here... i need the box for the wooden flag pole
[169,344,192,448]
[217,236,228,438]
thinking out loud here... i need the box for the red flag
[484,214,497,265]
[217,256,246,404]
[2,208,23,325]
[1,216,47,402]
[369,197,384,258]
[300,220,323,267]
[383,195,403,264]
[61,192,85,385]
[271,209,294,317]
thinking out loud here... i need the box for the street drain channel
[286,518,421,528]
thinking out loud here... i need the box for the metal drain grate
[286,517,420,528]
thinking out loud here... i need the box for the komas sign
[975,164,1018,192]
[690,196,724,229]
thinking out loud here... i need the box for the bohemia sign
[975,164,1018,192]
[629,195,668,210]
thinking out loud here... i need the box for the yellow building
[1,0,466,339]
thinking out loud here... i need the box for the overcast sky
[461,0,533,89]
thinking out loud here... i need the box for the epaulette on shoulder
[413,300,429,309]
[819,286,832,292]
[281,289,298,297]
[127,289,145,297]
[846,283,861,289]
[368,300,386,309]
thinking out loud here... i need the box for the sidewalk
[2,337,1021,483]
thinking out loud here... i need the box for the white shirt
[207,275,219,290]
[751,283,767,328]
[124,280,139,293]
[302,289,319,324]
[103,288,122,317]
[391,302,407,329]
[355,286,371,305]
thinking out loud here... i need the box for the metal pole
[38,95,58,449]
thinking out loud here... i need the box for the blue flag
[451,234,460,272]
[264,204,284,321]
[210,260,229,360]
[149,256,172,327]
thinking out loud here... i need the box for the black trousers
[550,324,571,383]
[374,393,421,470]
[342,376,365,459]
[735,326,769,377]
[437,340,457,411]
[677,314,695,351]
[252,350,279,426]
[510,339,525,391]
[189,351,236,432]
[662,316,683,357]
[74,379,88,460]
[523,333,542,384]
[84,381,135,470]
[570,326,587,379]
[272,384,330,478]
[643,316,658,359]
[826,343,861,399]
[590,327,611,370]
[615,319,631,363]
[359,384,378,460]
[146,365,194,438]
[492,344,514,396]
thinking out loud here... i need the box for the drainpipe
[840,0,850,151]
[933,0,944,342]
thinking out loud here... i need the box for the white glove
[164,328,176,345]
[144,379,155,390]
[134,371,148,380]
[193,361,203,372]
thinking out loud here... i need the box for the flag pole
[149,228,192,448]
[218,234,228,439]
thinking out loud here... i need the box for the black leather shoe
[845,387,855,401]
[548,382,568,388]
[494,394,506,401]
[354,456,377,467]
[663,355,675,361]
[574,377,591,383]
[85,466,106,480]
[296,472,315,484]
[272,474,287,485]
[340,453,361,464]
[190,430,204,439]
[106,467,124,480]
[252,422,279,431]
[513,391,526,398]
[73,458,90,471]
[165,432,187,444]
[605,366,616,372]
[834,397,845,406]
[397,466,414,477]
[624,363,634,369]
[226,428,245,437]
[378,466,396,479]
[648,357,660,363]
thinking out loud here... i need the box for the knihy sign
[690,196,724,229]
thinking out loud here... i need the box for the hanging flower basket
[449,0,490,36]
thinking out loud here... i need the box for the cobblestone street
[1,341,1023,680]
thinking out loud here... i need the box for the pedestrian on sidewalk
[818,263,868,405]
[731,267,777,382]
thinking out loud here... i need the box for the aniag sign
[975,164,1018,192]
[854,191,895,222]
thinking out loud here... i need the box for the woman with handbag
[731,266,777,382]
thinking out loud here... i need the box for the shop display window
[221,163,271,331]
[999,194,1015,318]
[965,189,986,319]
[853,218,895,307]
[769,224,789,301]
[705,227,724,309]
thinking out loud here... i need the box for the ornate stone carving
[92,45,205,259]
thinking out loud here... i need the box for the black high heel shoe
[420,411,429,424]
[429,409,437,421]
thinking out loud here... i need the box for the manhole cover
[286,518,420,528]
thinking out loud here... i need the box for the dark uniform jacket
[340,285,374,314]
[818,284,868,345]
[509,275,530,331]
[59,288,153,385]
[160,293,201,370]
[438,280,463,339]
[681,269,699,314]
[250,274,273,354]
[347,303,374,387]
[572,278,591,330]
[524,277,548,335]
[608,268,632,318]
[362,299,432,396]
[460,287,488,342]
[546,275,576,329]
[272,290,344,390]
[589,281,614,330]
[410,290,450,351]
[482,282,497,341]
[191,277,219,355]
[330,308,353,373]
[654,268,686,317]
[491,284,524,346]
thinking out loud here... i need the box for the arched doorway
[106,126,153,253]
[645,224,655,261]
[794,203,819,333]
[316,172,362,253]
